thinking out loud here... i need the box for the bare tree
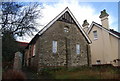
[1,2,41,37]
[1,2,42,68]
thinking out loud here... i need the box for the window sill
[93,38,98,41]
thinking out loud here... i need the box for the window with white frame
[33,45,36,56]
[93,30,98,39]
[52,41,57,53]
[76,44,80,54]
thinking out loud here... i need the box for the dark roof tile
[91,21,120,38]
[110,29,120,37]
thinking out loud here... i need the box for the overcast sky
[17,1,118,42]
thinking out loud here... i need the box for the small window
[33,45,36,56]
[76,44,80,54]
[93,30,98,39]
[52,41,57,53]
[64,26,69,32]
[96,60,101,64]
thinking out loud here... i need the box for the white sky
[1,0,119,2]
[17,0,118,42]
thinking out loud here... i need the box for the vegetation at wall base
[22,66,120,79]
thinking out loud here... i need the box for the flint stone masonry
[33,20,91,71]
[24,10,91,72]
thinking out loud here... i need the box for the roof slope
[87,21,120,39]
[110,29,120,37]
[37,7,91,43]
[26,7,92,47]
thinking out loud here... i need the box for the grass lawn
[54,69,119,79]
[54,70,101,79]
[23,66,120,79]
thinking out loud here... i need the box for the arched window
[64,26,69,32]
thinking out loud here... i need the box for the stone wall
[24,41,40,71]
[35,21,90,71]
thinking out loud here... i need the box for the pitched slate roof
[87,21,120,39]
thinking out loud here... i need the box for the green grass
[52,66,120,79]
[54,69,101,79]
[23,66,120,79]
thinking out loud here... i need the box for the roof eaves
[64,8,92,44]
[38,7,69,35]
[88,22,120,39]
[38,7,91,44]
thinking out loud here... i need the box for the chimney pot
[82,20,89,32]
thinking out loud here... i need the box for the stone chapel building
[24,7,91,71]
